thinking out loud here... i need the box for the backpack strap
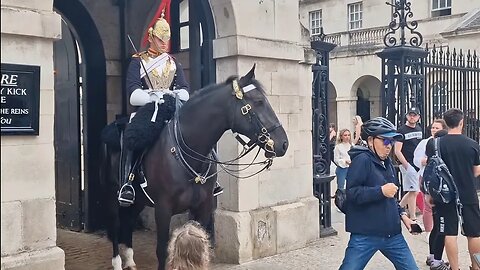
[434,137,440,158]
[436,137,465,226]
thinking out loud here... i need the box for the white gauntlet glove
[130,89,151,106]
[130,88,188,106]
[173,89,189,101]
[130,89,168,106]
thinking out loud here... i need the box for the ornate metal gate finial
[383,0,423,47]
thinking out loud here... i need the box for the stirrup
[118,182,135,207]
[213,182,224,197]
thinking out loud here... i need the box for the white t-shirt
[334,142,353,168]
[413,137,433,177]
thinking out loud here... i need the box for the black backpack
[422,138,457,204]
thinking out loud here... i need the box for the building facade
[300,0,480,132]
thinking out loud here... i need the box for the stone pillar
[211,0,319,263]
[336,96,358,132]
[1,1,65,269]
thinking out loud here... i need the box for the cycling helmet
[361,117,403,140]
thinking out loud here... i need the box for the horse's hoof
[125,266,137,270]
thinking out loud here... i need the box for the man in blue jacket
[339,117,418,270]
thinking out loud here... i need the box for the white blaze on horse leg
[112,255,122,270]
[123,247,136,268]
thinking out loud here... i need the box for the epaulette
[132,51,148,58]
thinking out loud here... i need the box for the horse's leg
[104,146,123,270]
[191,194,215,237]
[119,202,145,270]
[107,207,122,270]
[154,202,172,270]
[106,196,123,270]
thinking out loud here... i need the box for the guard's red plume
[142,0,172,49]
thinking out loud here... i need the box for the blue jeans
[339,233,418,270]
[336,167,348,190]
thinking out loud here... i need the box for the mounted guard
[117,10,222,207]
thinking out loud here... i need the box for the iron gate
[424,44,480,143]
[311,30,337,237]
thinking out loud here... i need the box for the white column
[336,96,358,132]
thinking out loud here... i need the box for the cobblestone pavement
[58,210,472,270]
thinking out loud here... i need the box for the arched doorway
[53,0,107,232]
[351,75,382,122]
[356,88,370,121]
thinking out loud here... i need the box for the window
[348,2,363,30]
[179,0,189,50]
[432,0,451,17]
[309,10,322,36]
[432,81,448,114]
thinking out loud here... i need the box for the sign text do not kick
[1,63,40,135]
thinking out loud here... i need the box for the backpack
[422,138,457,204]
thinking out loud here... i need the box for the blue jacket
[345,146,404,237]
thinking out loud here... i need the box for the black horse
[103,66,289,270]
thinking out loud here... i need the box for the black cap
[407,107,421,115]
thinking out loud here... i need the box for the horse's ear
[240,64,256,83]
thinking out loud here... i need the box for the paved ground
[59,164,474,269]
[58,210,473,270]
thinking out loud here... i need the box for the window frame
[348,2,363,30]
[309,9,322,36]
[432,0,452,11]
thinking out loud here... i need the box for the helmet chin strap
[369,139,385,161]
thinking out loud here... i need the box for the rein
[170,79,279,183]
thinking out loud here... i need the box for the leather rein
[170,79,282,184]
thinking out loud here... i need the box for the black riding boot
[118,149,135,207]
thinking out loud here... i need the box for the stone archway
[53,0,107,232]
[350,75,382,122]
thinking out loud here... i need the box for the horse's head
[228,65,288,158]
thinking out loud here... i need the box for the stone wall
[211,0,319,264]
[1,1,65,269]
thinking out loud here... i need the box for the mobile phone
[410,223,423,234]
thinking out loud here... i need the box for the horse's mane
[188,75,264,101]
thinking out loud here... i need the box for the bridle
[169,79,283,184]
[230,79,283,158]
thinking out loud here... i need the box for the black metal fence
[423,44,480,143]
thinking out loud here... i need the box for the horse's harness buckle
[194,176,206,184]
[241,104,252,115]
[233,79,243,100]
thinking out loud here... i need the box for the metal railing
[424,44,480,143]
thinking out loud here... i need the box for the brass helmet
[148,12,171,42]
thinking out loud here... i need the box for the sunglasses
[376,137,395,146]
